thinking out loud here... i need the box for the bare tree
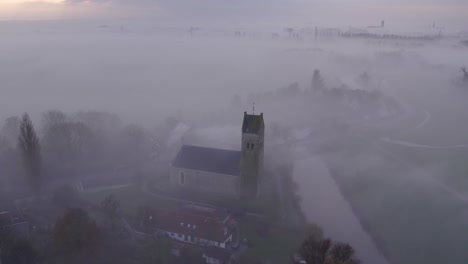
[42,111,96,174]
[18,113,42,195]
[1,116,21,148]
[0,228,36,264]
[329,243,357,263]
[284,27,294,37]
[52,208,101,258]
[121,124,159,168]
[312,69,325,92]
[300,236,360,264]
[101,194,121,230]
[300,237,332,264]
[304,223,324,241]
[42,110,68,131]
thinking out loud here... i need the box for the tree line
[0,110,166,196]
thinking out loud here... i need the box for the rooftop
[0,211,27,227]
[183,204,230,224]
[145,207,233,242]
[172,145,241,176]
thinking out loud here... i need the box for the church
[170,112,265,198]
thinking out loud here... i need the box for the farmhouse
[143,206,235,249]
[0,210,30,242]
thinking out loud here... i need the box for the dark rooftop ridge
[172,145,241,176]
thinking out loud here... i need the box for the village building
[170,112,265,198]
[0,211,29,240]
[143,206,236,249]
[202,247,233,264]
[169,242,233,264]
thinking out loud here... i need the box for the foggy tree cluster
[18,114,42,195]
[0,110,164,197]
[0,228,36,264]
[300,235,360,264]
[248,69,402,123]
[0,14,467,264]
[100,194,121,230]
[51,208,101,260]
[309,70,403,120]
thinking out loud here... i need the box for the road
[380,137,468,149]
[292,147,390,264]
[379,109,468,149]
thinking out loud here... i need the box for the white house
[144,206,234,249]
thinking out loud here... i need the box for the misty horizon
[1,2,468,264]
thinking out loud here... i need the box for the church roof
[242,112,264,134]
[172,145,241,176]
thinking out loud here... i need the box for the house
[0,211,29,240]
[202,247,233,264]
[167,242,233,264]
[143,206,235,249]
[170,112,265,198]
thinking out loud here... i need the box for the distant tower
[240,112,265,198]
[381,20,385,28]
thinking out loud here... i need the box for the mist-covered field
[2,20,468,264]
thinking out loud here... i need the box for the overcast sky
[1,0,467,31]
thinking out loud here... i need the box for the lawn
[239,220,304,264]
[380,141,468,193]
[326,142,468,264]
[148,176,280,216]
[391,104,468,146]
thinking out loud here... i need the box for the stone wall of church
[241,131,264,198]
[170,166,240,197]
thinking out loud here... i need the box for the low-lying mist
[2,22,468,264]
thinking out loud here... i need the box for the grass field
[380,142,468,193]
[239,220,303,264]
[391,100,468,146]
[326,142,468,264]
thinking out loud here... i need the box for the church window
[251,144,255,150]
[246,143,250,149]
[180,172,185,185]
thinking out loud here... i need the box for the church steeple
[240,111,264,198]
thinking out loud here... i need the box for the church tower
[240,111,264,198]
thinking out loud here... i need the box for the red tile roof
[145,207,232,242]
[182,204,230,223]
[0,211,27,227]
